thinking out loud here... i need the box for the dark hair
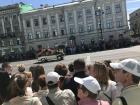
[80,85,97,99]
[2,62,10,70]
[73,59,86,71]
[108,67,115,81]
[38,75,47,89]
[54,63,68,76]
[47,83,58,89]
[104,60,111,67]
[0,71,11,102]
[68,62,74,72]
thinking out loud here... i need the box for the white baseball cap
[74,76,101,94]
[46,72,60,85]
[110,58,140,77]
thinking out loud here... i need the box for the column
[47,14,52,37]
[22,19,27,40]
[64,11,69,35]
[73,9,78,33]
[56,13,60,36]
[39,16,43,38]
[92,6,97,31]
[30,18,35,39]
[83,8,87,32]
[18,15,22,32]
[9,16,14,32]
[112,2,116,29]
[122,0,128,27]
[1,18,5,33]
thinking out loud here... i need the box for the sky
[0,0,140,16]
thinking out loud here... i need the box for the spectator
[74,76,110,105]
[31,65,45,92]
[110,59,140,105]
[1,62,13,76]
[54,63,68,89]
[2,73,42,105]
[92,62,117,103]
[68,62,74,76]
[0,71,11,104]
[34,75,48,105]
[63,59,88,100]
[41,72,77,105]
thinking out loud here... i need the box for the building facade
[130,8,140,36]
[22,0,128,51]
[0,3,33,56]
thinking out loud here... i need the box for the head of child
[74,76,101,100]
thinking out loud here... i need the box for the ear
[125,72,132,81]
[84,91,89,97]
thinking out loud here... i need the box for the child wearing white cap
[74,76,110,105]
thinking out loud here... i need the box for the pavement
[1,45,140,74]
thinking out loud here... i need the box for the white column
[112,2,116,29]
[22,19,27,40]
[102,4,106,30]
[83,8,87,32]
[73,9,78,33]
[18,15,22,32]
[122,0,128,27]
[56,13,60,36]
[92,6,97,31]
[9,16,14,32]
[39,16,43,38]
[1,18,5,33]
[47,14,52,37]
[64,11,69,35]
[30,18,35,39]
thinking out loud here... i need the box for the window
[106,19,113,29]
[87,24,94,32]
[43,31,49,38]
[52,30,57,37]
[79,25,84,33]
[115,4,121,13]
[42,17,47,25]
[69,27,74,34]
[6,27,11,33]
[51,16,56,24]
[106,6,112,15]
[61,29,65,35]
[68,12,73,22]
[59,14,64,22]
[17,38,21,45]
[1,40,4,46]
[86,9,92,19]
[36,32,41,39]
[26,20,31,27]
[14,26,19,32]
[13,15,17,20]
[9,39,13,46]
[77,11,83,19]
[28,33,33,40]
[116,19,122,28]
[34,19,39,26]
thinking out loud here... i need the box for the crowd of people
[0,58,140,105]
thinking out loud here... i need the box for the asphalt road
[1,45,140,74]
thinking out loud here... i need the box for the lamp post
[95,7,104,40]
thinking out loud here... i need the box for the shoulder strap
[119,96,128,105]
[103,93,112,103]
[46,96,55,105]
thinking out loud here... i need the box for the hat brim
[110,63,122,69]
[74,77,84,85]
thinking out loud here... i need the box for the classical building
[22,0,128,51]
[130,8,140,36]
[0,3,33,56]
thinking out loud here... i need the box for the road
[1,45,140,74]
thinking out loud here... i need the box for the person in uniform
[110,58,140,105]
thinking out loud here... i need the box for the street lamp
[95,6,104,40]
